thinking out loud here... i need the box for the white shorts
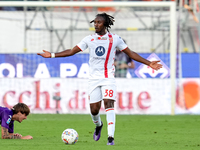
[88,78,116,104]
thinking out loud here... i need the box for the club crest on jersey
[95,46,105,56]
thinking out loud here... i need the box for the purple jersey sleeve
[0,107,14,133]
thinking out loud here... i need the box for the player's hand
[14,133,22,137]
[149,60,162,70]
[21,135,33,139]
[37,50,51,58]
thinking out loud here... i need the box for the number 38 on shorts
[102,85,116,100]
[89,85,116,103]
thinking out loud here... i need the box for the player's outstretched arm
[122,47,162,70]
[1,127,33,139]
[37,46,81,58]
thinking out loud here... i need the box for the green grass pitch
[1,114,200,150]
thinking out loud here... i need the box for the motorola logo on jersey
[95,46,105,56]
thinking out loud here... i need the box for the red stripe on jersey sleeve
[76,45,83,51]
[121,46,128,52]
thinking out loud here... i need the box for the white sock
[91,113,102,127]
[106,108,115,138]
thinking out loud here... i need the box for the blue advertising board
[0,53,199,78]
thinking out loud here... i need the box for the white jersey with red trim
[77,32,127,79]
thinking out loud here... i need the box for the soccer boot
[93,121,103,141]
[107,136,114,145]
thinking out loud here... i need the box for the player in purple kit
[0,103,33,139]
[37,13,162,145]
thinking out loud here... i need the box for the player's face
[94,16,106,35]
[16,112,27,123]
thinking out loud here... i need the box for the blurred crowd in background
[0,0,183,11]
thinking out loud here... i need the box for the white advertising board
[0,78,199,114]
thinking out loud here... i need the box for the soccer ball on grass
[61,128,78,145]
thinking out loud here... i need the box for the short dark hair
[12,103,30,116]
[90,13,115,32]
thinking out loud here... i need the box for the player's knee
[104,99,114,109]
[90,108,99,115]
[90,102,101,115]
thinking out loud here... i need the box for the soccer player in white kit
[37,13,162,145]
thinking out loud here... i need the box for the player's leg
[102,85,116,145]
[89,86,103,141]
[104,99,115,145]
